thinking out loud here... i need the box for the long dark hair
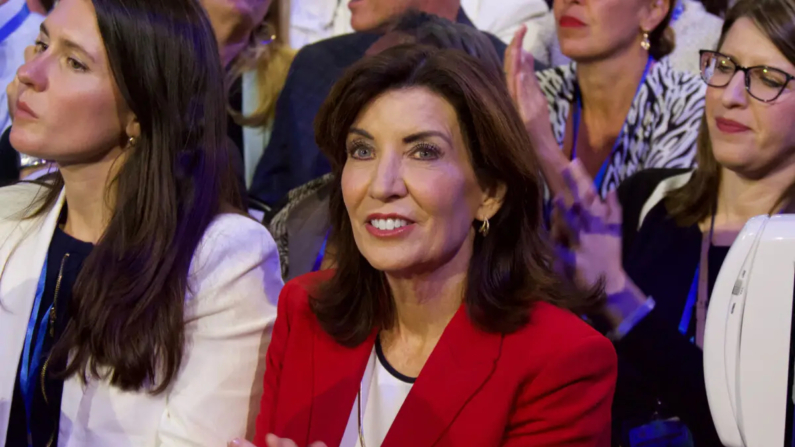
[28,0,239,393]
[666,0,795,225]
[312,45,602,347]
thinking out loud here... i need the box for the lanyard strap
[570,56,654,191]
[677,212,716,349]
[19,255,50,436]
[0,2,30,45]
[694,214,713,348]
[680,207,787,347]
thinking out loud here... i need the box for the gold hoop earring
[640,31,651,51]
[478,218,490,237]
[128,136,137,148]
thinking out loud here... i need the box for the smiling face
[341,87,502,275]
[8,0,136,167]
[706,17,795,179]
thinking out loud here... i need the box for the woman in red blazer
[235,45,617,447]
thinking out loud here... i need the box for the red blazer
[254,271,617,447]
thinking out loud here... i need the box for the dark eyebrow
[349,128,374,139]
[403,131,453,146]
[40,22,96,64]
[719,52,739,64]
[719,51,792,73]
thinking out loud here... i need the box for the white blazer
[0,182,283,446]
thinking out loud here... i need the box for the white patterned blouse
[536,58,706,197]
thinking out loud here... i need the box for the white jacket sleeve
[156,214,283,446]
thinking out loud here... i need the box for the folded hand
[228,435,328,447]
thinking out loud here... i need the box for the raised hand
[504,26,569,196]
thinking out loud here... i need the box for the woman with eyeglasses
[533,0,795,444]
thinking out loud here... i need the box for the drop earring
[640,31,651,51]
[478,218,490,237]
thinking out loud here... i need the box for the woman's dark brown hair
[666,0,795,224]
[649,0,677,60]
[312,45,602,347]
[26,0,239,392]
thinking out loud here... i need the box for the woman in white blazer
[0,0,282,445]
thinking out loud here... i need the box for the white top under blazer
[0,182,283,446]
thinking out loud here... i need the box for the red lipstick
[715,117,751,134]
[559,16,586,28]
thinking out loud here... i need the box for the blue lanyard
[571,57,654,192]
[679,210,783,341]
[678,211,716,341]
[0,2,30,45]
[19,255,51,438]
[312,230,330,272]
[678,264,700,340]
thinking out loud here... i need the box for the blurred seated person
[204,0,296,188]
[233,44,616,447]
[528,0,724,75]
[267,10,504,280]
[549,0,795,443]
[507,0,706,199]
[248,0,534,209]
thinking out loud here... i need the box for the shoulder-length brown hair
[666,0,795,225]
[312,45,602,347]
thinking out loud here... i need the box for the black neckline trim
[375,336,416,384]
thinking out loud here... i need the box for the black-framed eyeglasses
[699,50,795,102]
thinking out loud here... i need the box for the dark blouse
[0,126,19,187]
[6,224,93,447]
[613,168,725,446]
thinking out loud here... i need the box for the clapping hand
[552,159,625,295]
[504,25,569,196]
[552,160,652,328]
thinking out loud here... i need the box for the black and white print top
[536,58,706,197]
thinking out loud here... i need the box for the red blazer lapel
[308,324,377,447]
[382,307,502,447]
